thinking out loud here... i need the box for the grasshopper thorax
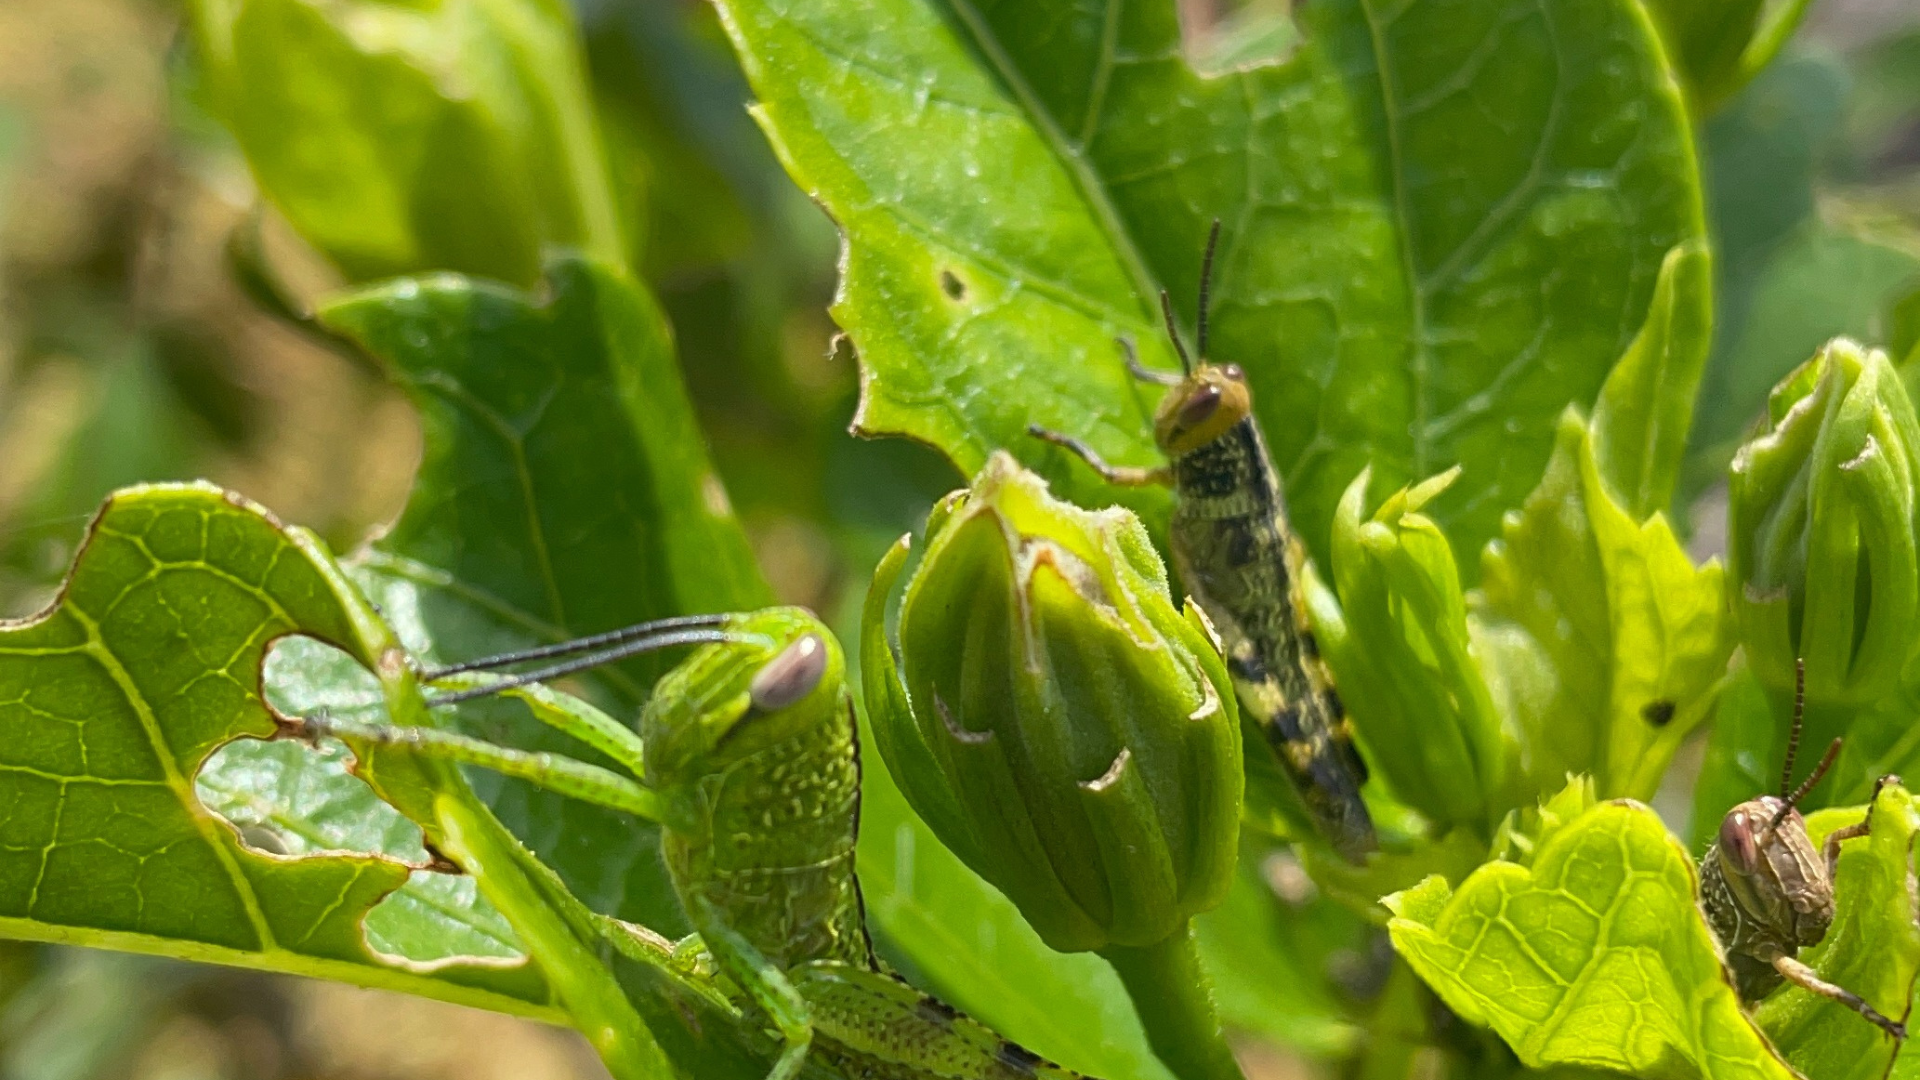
[639,607,846,794]
[1153,363,1252,457]
[1710,794,1834,955]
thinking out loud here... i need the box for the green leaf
[715,0,1704,569]
[314,254,770,933]
[319,255,768,680]
[1385,801,1796,1079]
[0,484,554,1018]
[1688,665,1775,849]
[1474,244,1729,800]
[197,717,522,965]
[1327,466,1506,832]
[187,0,623,284]
[1192,845,1361,1057]
[1755,783,1920,1080]
[1590,241,1716,519]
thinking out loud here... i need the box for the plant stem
[1100,923,1247,1080]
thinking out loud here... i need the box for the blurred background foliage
[0,0,1914,1077]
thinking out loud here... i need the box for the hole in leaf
[194,634,524,965]
[1180,0,1299,76]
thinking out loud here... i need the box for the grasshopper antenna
[424,625,757,706]
[1159,291,1192,374]
[1196,218,1221,360]
[1779,658,1806,800]
[1773,658,1844,827]
[424,613,732,678]
[1780,739,1844,820]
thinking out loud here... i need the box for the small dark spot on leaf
[939,269,966,301]
[1642,699,1676,727]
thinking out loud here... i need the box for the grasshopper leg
[1027,425,1171,487]
[1117,336,1182,386]
[788,961,1083,1079]
[1821,774,1901,879]
[1773,955,1907,1039]
[293,712,665,822]
[686,897,814,1080]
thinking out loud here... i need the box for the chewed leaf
[0,484,552,1015]
[1757,783,1920,1080]
[319,255,772,937]
[717,0,1704,569]
[1385,800,1795,1079]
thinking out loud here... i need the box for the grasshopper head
[1146,220,1254,458]
[1153,364,1253,456]
[639,607,845,792]
[1714,795,1834,950]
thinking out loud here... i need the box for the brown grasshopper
[1699,660,1906,1039]
[1028,221,1375,862]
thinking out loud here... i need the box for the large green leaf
[0,484,552,1017]
[1192,844,1362,1057]
[1385,800,1795,1079]
[187,0,623,284]
[0,483,808,1080]
[318,255,769,679]
[715,0,1704,569]
[1755,783,1920,1080]
[309,254,770,933]
[1474,244,1729,801]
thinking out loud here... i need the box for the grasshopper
[1699,660,1906,1039]
[1029,221,1376,862]
[299,608,1090,1080]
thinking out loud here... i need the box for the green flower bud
[1730,338,1920,707]
[1328,466,1506,832]
[862,452,1242,953]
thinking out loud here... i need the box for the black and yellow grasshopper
[1699,660,1905,1039]
[1029,223,1376,862]
[300,608,1092,1080]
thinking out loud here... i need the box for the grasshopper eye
[1219,363,1245,383]
[749,634,828,712]
[1718,809,1760,872]
[1177,384,1223,430]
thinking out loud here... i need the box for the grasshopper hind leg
[788,962,1085,1079]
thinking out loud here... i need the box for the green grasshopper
[1029,221,1376,862]
[298,607,1091,1080]
[1699,660,1905,1039]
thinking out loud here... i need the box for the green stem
[1100,924,1247,1080]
